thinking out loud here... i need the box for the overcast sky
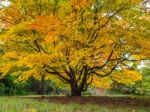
[0,0,10,7]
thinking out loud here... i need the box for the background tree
[134,63,150,95]
[108,61,150,96]
[0,0,150,96]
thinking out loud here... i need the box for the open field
[28,96,150,107]
[0,96,150,112]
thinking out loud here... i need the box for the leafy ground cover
[0,96,150,112]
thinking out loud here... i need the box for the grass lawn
[0,97,149,112]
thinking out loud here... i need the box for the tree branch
[45,66,70,83]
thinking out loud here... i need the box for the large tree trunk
[70,84,82,96]
[71,89,82,96]
[69,67,89,96]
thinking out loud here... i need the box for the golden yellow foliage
[2,51,18,60]
[0,0,149,95]
[91,76,112,89]
[112,70,142,84]
[71,0,92,9]
[18,69,40,81]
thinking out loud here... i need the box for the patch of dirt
[27,96,150,107]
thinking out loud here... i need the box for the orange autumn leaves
[71,0,92,9]
[31,15,63,36]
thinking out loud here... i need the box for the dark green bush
[0,83,5,96]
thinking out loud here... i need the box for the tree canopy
[0,0,150,96]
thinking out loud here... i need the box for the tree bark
[70,83,82,96]
[71,87,82,96]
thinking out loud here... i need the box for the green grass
[0,97,149,112]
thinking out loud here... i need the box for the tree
[131,63,150,95]
[108,61,150,95]
[0,0,150,96]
